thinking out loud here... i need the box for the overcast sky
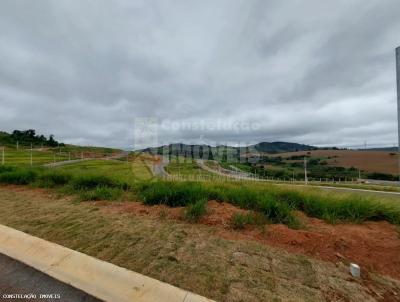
[0,0,399,149]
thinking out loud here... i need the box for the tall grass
[137,181,400,227]
[79,186,123,201]
[184,199,207,222]
[0,168,37,185]
[36,171,72,188]
[139,182,207,207]
[0,165,399,227]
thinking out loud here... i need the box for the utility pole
[396,46,400,181]
[1,147,4,165]
[30,143,33,167]
[16,141,19,150]
[304,156,308,185]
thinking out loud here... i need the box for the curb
[0,224,214,302]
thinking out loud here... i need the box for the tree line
[0,129,64,147]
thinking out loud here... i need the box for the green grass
[0,168,38,185]
[35,171,72,188]
[0,162,399,227]
[138,181,400,227]
[230,213,254,229]
[79,186,123,201]
[184,199,207,222]
[1,187,396,301]
[1,148,73,166]
[58,160,153,185]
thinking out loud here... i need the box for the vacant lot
[0,185,399,301]
[273,150,398,175]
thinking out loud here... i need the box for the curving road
[196,160,400,198]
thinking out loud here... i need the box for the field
[272,149,399,175]
[0,145,121,167]
[0,185,399,301]
[0,154,400,300]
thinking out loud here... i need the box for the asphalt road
[0,253,101,302]
[152,157,169,177]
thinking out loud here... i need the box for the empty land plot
[0,185,399,302]
[57,159,153,185]
[272,150,399,175]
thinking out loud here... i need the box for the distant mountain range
[141,141,318,158]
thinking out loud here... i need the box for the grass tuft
[79,186,123,201]
[184,199,207,222]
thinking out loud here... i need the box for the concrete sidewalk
[0,224,214,302]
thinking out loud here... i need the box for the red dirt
[272,149,399,175]
[103,200,400,280]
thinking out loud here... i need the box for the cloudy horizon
[0,0,399,150]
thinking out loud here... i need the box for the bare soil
[272,149,399,175]
[1,185,400,301]
[105,200,400,280]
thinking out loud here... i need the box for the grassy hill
[142,142,317,160]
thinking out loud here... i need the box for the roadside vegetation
[0,164,399,228]
[2,186,398,301]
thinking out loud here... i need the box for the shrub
[79,186,123,201]
[184,199,207,222]
[0,169,37,185]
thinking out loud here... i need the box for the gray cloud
[0,0,399,149]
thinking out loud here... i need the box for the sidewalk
[0,224,214,302]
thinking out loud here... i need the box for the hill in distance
[141,141,317,158]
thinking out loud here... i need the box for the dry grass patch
[0,186,399,301]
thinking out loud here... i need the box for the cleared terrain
[272,150,399,175]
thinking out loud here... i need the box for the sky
[0,0,399,150]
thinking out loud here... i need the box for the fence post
[30,143,33,167]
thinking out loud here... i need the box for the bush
[184,199,207,222]
[0,169,37,185]
[79,186,123,201]
[36,171,72,188]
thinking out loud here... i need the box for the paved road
[43,151,130,168]
[0,253,101,302]
[152,157,169,178]
[196,160,400,198]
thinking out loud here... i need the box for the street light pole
[396,46,400,181]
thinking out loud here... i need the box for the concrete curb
[0,224,214,302]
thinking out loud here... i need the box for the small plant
[158,209,167,220]
[230,213,254,230]
[184,199,207,222]
[79,186,123,201]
